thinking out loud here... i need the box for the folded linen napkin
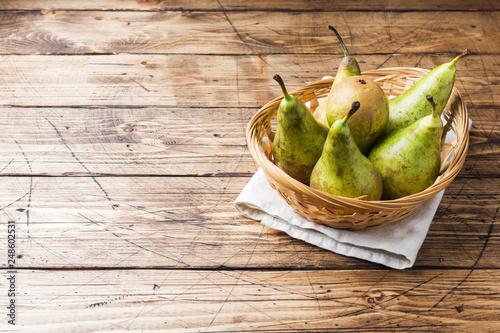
[234,85,470,269]
[235,168,443,269]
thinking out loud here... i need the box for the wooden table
[0,1,498,331]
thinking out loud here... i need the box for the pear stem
[328,25,350,57]
[341,101,361,125]
[273,74,292,101]
[449,48,471,68]
[426,94,439,118]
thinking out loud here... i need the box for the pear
[329,25,362,87]
[314,25,361,128]
[310,101,383,214]
[272,74,328,185]
[368,95,443,200]
[325,76,389,155]
[381,49,470,137]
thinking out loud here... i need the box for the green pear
[325,76,389,155]
[272,74,328,185]
[310,101,383,214]
[314,25,361,128]
[329,25,362,87]
[381,49,470,137]
[368,95,443,200]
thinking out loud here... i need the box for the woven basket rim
[246,67,470,213]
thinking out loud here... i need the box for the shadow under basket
[246,67,470,231]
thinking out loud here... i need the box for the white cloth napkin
[235,80,471,269]
[235,168,443,269]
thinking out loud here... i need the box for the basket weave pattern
[246,68,469,230]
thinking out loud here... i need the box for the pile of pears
[271,25,469,211]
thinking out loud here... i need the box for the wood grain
[1,0,499,11]
[1,176,498,269]
[0,10,498,55]
[3,269,500,331]
[0,54,497,108]
[0,107,255,175]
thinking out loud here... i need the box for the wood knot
[123,126,134,133]
[362,290,385,308]
[141,61,159,70]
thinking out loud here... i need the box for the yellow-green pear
[272,75,328,185]
[381,49,470,137]
[310,101,383,214]
[369,95,443,199]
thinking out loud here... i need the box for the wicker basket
[246,67,469,230]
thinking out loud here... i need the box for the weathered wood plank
[6,218,500,270]
[1,269,499,331]
[0,54,497,108]
[1,0,498,11]
[0,11,498,55]
[0,107,256,175]
[1,177,498,269]
[0,106,495,176]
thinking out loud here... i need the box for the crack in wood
[45,117,113,201]
[215,0,271,68]
[78,212,191,267]
[13,139,34,234]
[0,158,14,173]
